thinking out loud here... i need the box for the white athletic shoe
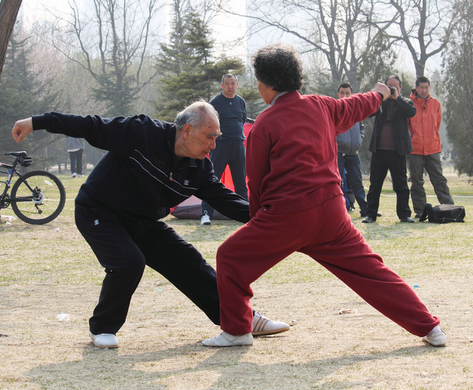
[90,332,119,348]
[202,331,253,347]
[252,311,290,336]
[200,211,211,225]
[0,215,16,224]
[423,329,447,347]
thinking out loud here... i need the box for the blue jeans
[338,152,367,215]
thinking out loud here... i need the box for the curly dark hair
[252,44,303,92]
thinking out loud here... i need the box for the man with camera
[363,75,416,223]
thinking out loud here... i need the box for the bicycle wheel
[11,171,66,225]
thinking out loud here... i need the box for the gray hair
[175,101,219,131]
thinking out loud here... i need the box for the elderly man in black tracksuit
[12,102,289,348]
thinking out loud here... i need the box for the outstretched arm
[12,118,33,143]
[13,112,159,157]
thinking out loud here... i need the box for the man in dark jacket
[11,101,289,348]
[363,75,416,223]
[336,83,368,217]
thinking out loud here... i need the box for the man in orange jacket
[408,76,454,218]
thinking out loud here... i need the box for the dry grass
[1,172,473,390]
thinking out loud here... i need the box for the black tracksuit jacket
[32,113,250,225]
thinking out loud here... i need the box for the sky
[19,0,250,63]
[21,0,82,22]
[18,0,441,78]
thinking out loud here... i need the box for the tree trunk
[0,0,23,80]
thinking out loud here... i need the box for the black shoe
[361,212,381,218]
[400,217,415,223]
[414,213,422,219]
[362,216,375,223]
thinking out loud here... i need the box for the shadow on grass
[25,340,439,389]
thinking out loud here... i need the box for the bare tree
[45,0,163,116]
[442,0,473,175]
[214,0,397,90]
[0,0,23,80]
[387,0,458,77]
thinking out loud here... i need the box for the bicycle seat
[5,151,28,157]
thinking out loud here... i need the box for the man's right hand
[371,83,390,101]
[12,118,33,143]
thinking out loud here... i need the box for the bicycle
[0,151,66,225]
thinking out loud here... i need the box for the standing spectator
[336,83,368,217]
[201,74,248,225]
[363,75,416,224]
[408,76,454,218]
[202,44,445,348]
[67,136,85,178]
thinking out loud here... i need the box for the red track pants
[217,195,439,337]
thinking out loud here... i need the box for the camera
[389,87,396,95]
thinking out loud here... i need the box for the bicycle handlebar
[5,151,28,157]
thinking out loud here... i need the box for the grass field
[1,171,472,389]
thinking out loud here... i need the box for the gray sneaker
[202,331,253,347]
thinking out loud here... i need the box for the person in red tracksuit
[202,44,446,348]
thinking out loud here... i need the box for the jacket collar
[166,123,198,170]
[410,88,431,101]
[271,90,301,106]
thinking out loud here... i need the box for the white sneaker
[71,172,77,178]
[252,311,290,336]
[89,332,119,348]
[423,329,447,347]
[0,215,16,224]
[200,211,211,225]
[202,331,253,347]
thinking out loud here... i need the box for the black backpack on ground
[419,203,466,223]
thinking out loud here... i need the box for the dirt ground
[1,174,473,389]
[1,273,473,389]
